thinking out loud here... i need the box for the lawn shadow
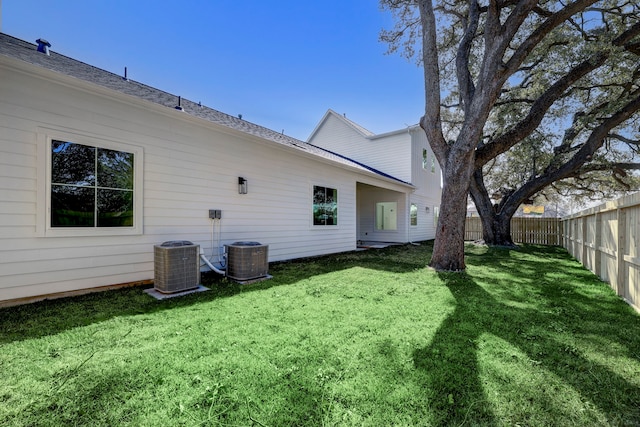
[412,273,498,426]
[412,267,640,426]
[0,242,433,344]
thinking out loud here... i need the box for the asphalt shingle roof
[0,33,411,186]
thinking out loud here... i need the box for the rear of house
[0,34,414,305]
[308,110,442,244]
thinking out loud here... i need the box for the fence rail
[562,192,640,312]
[465,217,562,245]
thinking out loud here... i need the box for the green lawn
[1,243,639,426]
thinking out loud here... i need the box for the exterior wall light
[238,177,248,194]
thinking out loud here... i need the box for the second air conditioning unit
[154,241,200,293]
[226,241,269,281]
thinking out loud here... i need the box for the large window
[313,185,337,225]
[51,140,134,227]
[376,202,397,230]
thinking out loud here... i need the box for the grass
[1,242,639,426]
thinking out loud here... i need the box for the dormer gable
[307,109,374,143]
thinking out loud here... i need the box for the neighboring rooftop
[0,33,411,186]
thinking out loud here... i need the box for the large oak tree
[381,0,640,269]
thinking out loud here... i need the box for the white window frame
[38,129,144,237]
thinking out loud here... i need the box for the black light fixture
[238,177,248,194]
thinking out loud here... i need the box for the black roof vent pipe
[175,96,184,111]
[36,38,51,55]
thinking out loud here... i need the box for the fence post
[594,212,602,278]
[616,207,626,296]
[581,216,588,265]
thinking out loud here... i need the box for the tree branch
[456,0,480,112]
[504,89,640,208]
[504,0,599,75]
[475,20,640,167]
[418,0,448,162]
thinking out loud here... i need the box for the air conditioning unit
[154,241,200,293]
[226,241,269,281]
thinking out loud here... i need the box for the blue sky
[2,1,425,140]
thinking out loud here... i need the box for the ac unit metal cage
[226,241,269,281]
[154,241,200,293]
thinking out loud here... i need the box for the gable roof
[0,33,412,187]
[307,109,375,141]
[307,108,421,142]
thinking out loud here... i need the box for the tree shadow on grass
[413,270,640,426]
[412,274,497,426]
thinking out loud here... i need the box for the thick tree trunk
[469,170,516,247]
[429,147,475,271]
[479,212,515,247]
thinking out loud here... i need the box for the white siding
[1,61,408,302]
[308,113,369,156]
[310,113,443,242]
[309,113,412,182]
[409,128,442,241]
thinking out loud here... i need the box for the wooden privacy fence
[562,192,640,312]
[465,217,562,245]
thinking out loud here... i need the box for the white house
[308,110,442,244]
[0,33,439,305]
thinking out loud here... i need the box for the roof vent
[175,96,184,111]
[36,38,51,55]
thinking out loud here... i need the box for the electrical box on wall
[208,209,222,219]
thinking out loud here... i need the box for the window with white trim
[50,140,135,228]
